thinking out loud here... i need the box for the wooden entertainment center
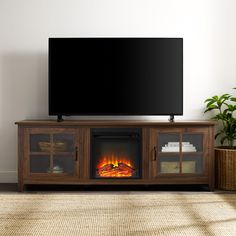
[15,120,215,191]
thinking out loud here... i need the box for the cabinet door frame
[183,127,209,177]
[23,127,80,180]
[150,127,209,179]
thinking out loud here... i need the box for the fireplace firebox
[91,128,141,179]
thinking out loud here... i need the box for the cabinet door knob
[75,146,78,161]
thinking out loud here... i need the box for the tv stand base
[15,120,215,192]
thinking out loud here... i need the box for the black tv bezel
[48,37,183,118]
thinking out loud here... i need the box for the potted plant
[204,88,236,190]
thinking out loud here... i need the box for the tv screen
[49,38,183,117]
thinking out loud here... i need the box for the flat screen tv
[49,37,183,121]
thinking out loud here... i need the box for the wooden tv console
[15,120,215,191]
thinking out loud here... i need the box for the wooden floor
[0,183,226,193]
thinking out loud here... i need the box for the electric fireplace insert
[91,128,142,179]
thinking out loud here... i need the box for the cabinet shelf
[157,173,204,176]
[30,152,75,156]
[183,152,203,156]
[29,172,73,176]
[158,152,203,155]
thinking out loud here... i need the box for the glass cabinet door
[29,134,50,173]
[182,133,204,174]
[29,131,77,175]
[158,133,181,174]
[159,156,180,173]
[154,130,205,176]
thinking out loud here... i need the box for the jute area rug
[0,193,236,235]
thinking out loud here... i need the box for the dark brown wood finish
[16,120,215,191]
[17,126,24,192]
[208,125,215,191]
[15,120,215,127]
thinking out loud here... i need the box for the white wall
[0,0,236,182]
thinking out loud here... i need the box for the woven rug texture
[0,193,236,236]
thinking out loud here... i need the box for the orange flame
[96,153,135,177]
[97,153,132,168]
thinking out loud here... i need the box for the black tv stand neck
[169,115,175,122]
[57,115,64,122]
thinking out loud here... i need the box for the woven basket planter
[215,147,236,190]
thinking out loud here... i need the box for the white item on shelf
[161,142,197,152]
[167,142,190,147]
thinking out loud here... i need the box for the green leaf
[215,132,222,139]
[225,104,236,112]
[219,94,231,100]
[206,100,216,108]
[204,98,214,103]
[220,136,227,145]
[214,114,226,120]
[208,104,218,109]
[204,87,236,147]
[204,106,218,113]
